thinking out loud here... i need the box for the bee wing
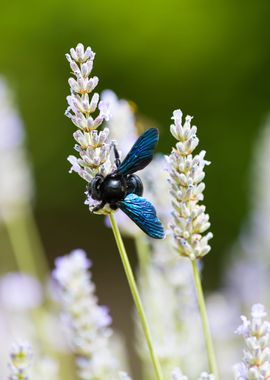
[118,193,165,239]
[115,128,159,175]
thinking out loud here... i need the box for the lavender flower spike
[167,109,212,260]
[65,43,113,190]
[53,249,120,380]
[234,304,270,380]
[8,341,32,380]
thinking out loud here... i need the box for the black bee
[88,128,164,239]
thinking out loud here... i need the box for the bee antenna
[111,140,121,167]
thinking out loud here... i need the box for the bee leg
[111,141,121,167]
[92,200,106,212]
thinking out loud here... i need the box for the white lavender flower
[0,78,33,221]
[167,109,212,260]
[66,43,114,211]
[234,304,270,380]
[52,249,120,380]
[8,341,32,380]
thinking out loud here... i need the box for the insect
[88,128,165,239]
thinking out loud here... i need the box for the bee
[88,128,165,239]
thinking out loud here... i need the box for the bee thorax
[100,175,127,203]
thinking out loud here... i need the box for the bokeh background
[1,0,270,360]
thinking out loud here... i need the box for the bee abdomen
[126,174,143,196]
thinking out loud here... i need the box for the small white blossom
[52,249,120,380]
[167,109,212,259]
[234,304,270,380]
[66,43,114,214]
[8,341,32,380]
[251,304,267,320]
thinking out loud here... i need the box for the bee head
[88,174,104,201]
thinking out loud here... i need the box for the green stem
[4,211,40,279]
[23,203,49,280]
[109,214,164,380]
[3,203,49,281]
[191,259,219,379]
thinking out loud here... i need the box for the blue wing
[116,128,159,175]
[119,194,165,239]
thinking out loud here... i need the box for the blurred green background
[1,0,270,309]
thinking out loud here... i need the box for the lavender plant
[0,271,71,380]
[167,109,218,378]
[65,43,112,212]
[234,304,270,379]
[8,341,32,380]
[65,43,164,380]
[52,249,123,379]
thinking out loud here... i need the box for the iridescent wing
[118,193,165,239]
[115,128,159,175]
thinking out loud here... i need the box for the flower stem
[23,203,49,280]
[3,204,49,281]
[191,259,219,380]
[109,214,164,380]
[4,212,40,279]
